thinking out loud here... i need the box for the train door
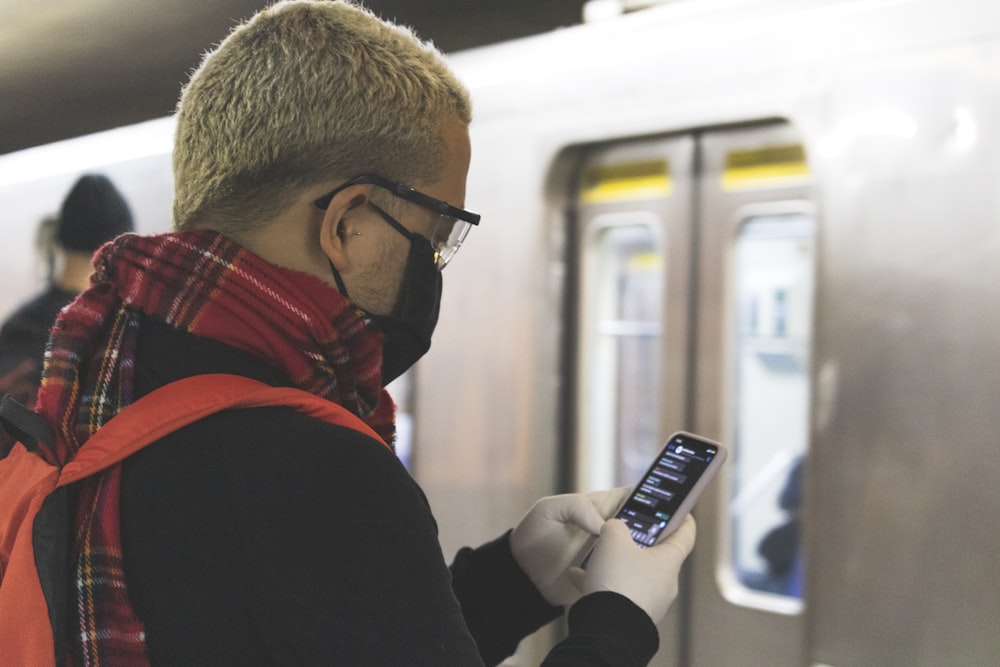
[570,123,815,666]
[571,136,695,664]
[687,125,814,666]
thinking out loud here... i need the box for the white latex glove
[581,514,696,625]
[510,487,630,606]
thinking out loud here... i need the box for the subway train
[1,0,998,665]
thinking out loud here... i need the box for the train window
[725,210,814,612]
[578,214,664,490]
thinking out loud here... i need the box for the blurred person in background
[0,174,134,405]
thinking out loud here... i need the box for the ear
[318,184,369,271]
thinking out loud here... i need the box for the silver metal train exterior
[1,0,997,664]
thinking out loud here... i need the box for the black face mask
[329,206,443,385]
[371,232,442,384]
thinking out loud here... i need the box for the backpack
[0,373,382,667]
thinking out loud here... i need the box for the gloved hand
[581,514,696,625]
[510,487,630,606]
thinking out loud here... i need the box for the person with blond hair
[33,2,695,665]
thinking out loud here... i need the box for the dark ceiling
[0,1,585,156]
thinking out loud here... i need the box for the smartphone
[581,431,727,564]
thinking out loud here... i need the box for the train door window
[727,209,814,610]
[579,215,664,490]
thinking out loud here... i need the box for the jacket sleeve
[450,531,660,667]
[450,530,562,665]
[542,592,660,666]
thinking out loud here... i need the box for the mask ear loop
[328,259,349,297]
[368,203,417,241]
[315,178,365,299]
[368,202,442,271]
[328,222,365,297]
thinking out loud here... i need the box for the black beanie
[56,174,135,252]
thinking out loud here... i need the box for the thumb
[656,514,697,561]
[582,515,697,624]
[583,518,641,596]
[545,493,607,537]
[584,486,631,519]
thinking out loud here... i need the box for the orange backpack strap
[0,443,64,667]
[58,373,388,488]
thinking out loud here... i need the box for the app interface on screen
[617,435,719,546]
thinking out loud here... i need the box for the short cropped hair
[172,0,472,234]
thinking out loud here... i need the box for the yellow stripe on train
[722,144,810,190]
[581,159,672,204]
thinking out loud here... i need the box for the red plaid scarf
[35,230,395,666]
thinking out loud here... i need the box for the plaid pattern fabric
[34,230,395,666]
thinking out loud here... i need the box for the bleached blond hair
[172,0,472,233]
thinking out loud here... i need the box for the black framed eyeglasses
[314,173,480,270]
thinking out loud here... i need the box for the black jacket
[120,316,659,666]
[0,286,77,398]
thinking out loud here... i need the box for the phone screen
[616,432,723,547]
